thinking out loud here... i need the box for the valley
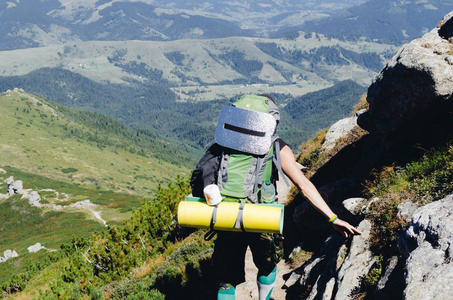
[0,35,395,90]
[0,34,392,151]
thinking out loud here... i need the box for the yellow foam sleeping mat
[177,196,284,234]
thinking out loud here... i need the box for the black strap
[234,201,246,232]
[210,204,219,230]
[204,204,220,241]
[224,123,266,137]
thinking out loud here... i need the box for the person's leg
[249,233,283,300]
[257,266,277,300]
[212,231,248,299]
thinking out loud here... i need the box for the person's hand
[331,218,362,238]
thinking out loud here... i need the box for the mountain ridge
[292,0,453,45]
[0,0,369,50]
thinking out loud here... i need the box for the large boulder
[0,250,18,263]
[28,243,46,253]
[358,11,453,141]
[29,191,42,207]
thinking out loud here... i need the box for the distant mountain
[289,0,453,45]
[148,0,368,33]
[0,0,368,50]
[0,0,245,50]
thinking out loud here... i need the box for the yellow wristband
[328,214,338,223]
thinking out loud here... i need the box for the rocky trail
[236,249,293,299]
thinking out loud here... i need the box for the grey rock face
[284,220,377,300]
[284,234,346,297]
[321,110,364,151]
[342,197,366,215]
[291,10,453,300]
[374,255,405,300]
[397,200,419,223]
[398,194,453,300]
[335,220,377,300]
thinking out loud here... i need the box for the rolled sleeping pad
[177,197,284,234]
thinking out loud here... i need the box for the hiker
[190,94,361,300]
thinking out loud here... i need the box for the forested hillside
[279,80,366,147]
[0,70,365,151]
[256,42,385,73]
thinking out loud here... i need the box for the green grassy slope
[0,89,193,288]
[0,89,191,196]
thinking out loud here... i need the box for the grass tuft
[364,144,453,252]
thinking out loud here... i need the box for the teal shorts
[212,231,283,287]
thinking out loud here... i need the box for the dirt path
[88,208,108,226]
[235,249,293,299]
[235,175,294,299]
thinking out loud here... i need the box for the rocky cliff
[283,10,453,300]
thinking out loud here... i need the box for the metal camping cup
[203,184,222,206]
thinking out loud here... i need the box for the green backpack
[214,94,288,204]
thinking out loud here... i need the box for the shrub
[61,167,78,174]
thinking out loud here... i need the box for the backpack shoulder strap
[273,139,290,187]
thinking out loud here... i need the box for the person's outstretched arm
[280,145,361,238]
